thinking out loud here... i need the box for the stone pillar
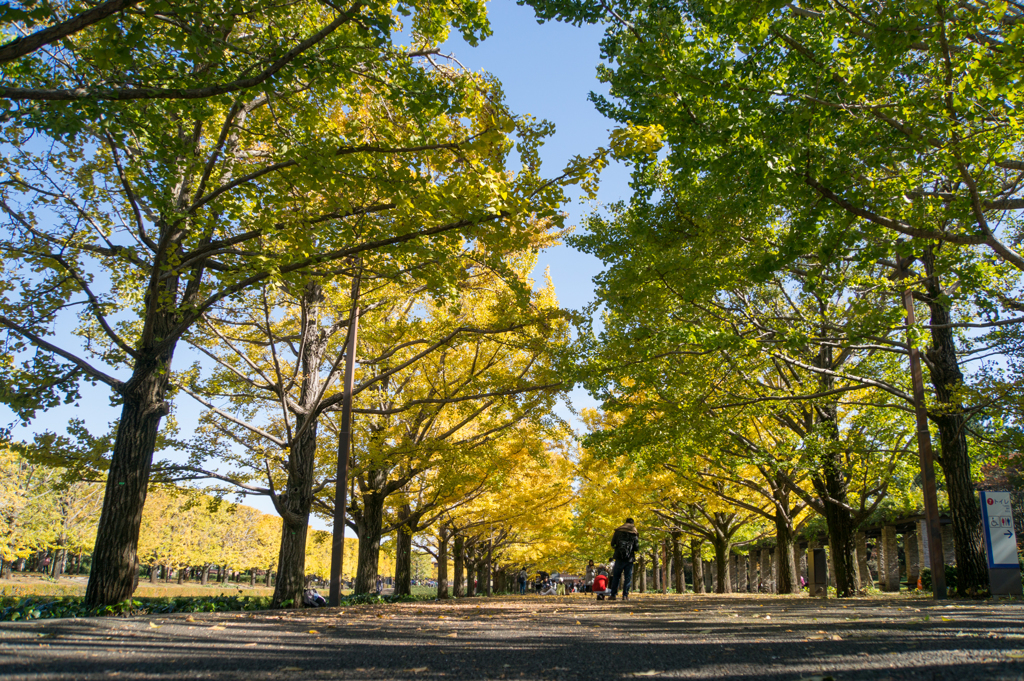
[807,540,820,589]
[940,523,956,566]
[761,549,774,594]
[849,541,861,591]
[747,551,758,592]
[730,555,738,592]
[855,532,871,588]
[708,560,716,593]
[905,528,920,589]
[918,520,931,570]
[736,555,748,592]
[881,525,900,592]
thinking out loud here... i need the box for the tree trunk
[393,507,413,596]
[353,490,386,594]
[662,539,670,591]
[773,505,799,594]
[637,555,646,593]
[465,556,477,597]
[651,547,660,591]
[453,535,465,598]
[922,250,988,595]
[201,565,210,585]
[476,560,487,597]
[51,548,65,581]
[437,532,450,599]
[150,564,158,583]
[84,356,174,607]
[713,537,731,594]
[250,571,256,587]
[177,568,185,584]
[167,564,173,583]
[690,540,705,594]
[815,345,858,597]
[671,532,685,594]
[271,283,329,608]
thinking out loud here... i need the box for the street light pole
[329,269,361,607]
[898,255,946,600]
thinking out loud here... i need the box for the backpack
[614,534,636,562]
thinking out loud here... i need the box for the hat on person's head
[626,517,635,524]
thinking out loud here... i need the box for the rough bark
[651,546,660,592]
[149,564,158,583]
[712,536,731,593]
[393,506,413,596]
[453,535,465,598]
[84,356,174,606]
[814,345,858,597]
[922,250,988,595]
[476,560,487,597]
[437,530,450,599]
[672,532,685,594]
[465,556,477,597]
[690,540,705,594]
[271,283,328,608]
[773,506,799,594]
[353,489,386,594]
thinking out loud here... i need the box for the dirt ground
[3,593,1024,680]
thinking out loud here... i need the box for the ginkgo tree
[0,0,593,606]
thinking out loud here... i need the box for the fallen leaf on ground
[405,667,429,672]
[308,630,319,634]
[185,616,195,623]
[444,632,458,638]
[148,622,160,628]
[209,626,226,631]
[632,671,662,677]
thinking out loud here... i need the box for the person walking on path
[518,568,528,595]
[608,518,640,601]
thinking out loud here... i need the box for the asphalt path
[2,594,1024,680]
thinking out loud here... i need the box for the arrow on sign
[1005,530,1014,538]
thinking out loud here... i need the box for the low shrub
[0,590,434,621]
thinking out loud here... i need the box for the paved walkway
[3,594,1024,680]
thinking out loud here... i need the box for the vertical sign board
[980,491,1022,596]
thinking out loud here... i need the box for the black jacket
[610,522,640,563]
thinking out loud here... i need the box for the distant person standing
[375,575,383,595]
[609,517,640,601]
[584,560,596,593]
[518,568,528,595]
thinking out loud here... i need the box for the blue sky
[440,0,631,419]
[3,1,626,524]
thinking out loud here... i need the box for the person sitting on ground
[608,517,640,601]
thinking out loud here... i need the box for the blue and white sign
[981,491,1019,569]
